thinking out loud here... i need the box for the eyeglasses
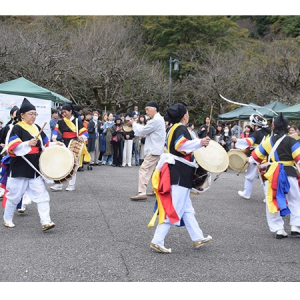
[26,112,38,116]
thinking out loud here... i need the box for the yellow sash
[147,123,181,227]
[18,121,43,144]
[167,123,180,152]
[64,117,77,132]
[264,160,294,214]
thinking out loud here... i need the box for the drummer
[51,104,88,191]
[231,114,271,201]
[148,103,212,254]
[251,113,300,238]
[3,98,56,230]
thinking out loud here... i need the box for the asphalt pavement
[1,161,300,284]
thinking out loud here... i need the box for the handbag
[110,134,118,144]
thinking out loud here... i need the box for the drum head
[228,149,248,172]
[40,146,75,180]
[193,140,229,173]
[123,124,133,132]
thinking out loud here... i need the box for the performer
[148,103,212,254]
[51,104,88,191]
[1,110,29,213]
[3,98,55,230]
[251,113,300,238]
[127,101,165,201]
[231,114,271,200]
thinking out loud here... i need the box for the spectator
[186,123,197,139]
[88,110,102,165]
[49,109,62,142]
[111,115,124,167]
[83,110,92,129]
[297,124,300,137]
[231,121,243,138]
[241,125,252,138]
[131,106,140,117]
[215,124,223,143]
[218,124,232,152]
[197,116,215,140]
[122,113,135,167]
[288,125,297,136]
[99,113,107,163]
[102,112,115,165]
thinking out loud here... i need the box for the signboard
[0,93,52,139]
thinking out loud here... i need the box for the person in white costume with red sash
[149,103,212,254]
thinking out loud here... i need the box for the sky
[2,1,298,15]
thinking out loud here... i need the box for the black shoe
[77,167,84,172]
[113,164,117,167]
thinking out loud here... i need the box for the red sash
[62,132,77,139]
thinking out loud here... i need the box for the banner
[0,93,52,139]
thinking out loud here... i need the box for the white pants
[122,139,133,166]
[243,162,259,197]
[3,176,52,225]
[151,185,205,246]
[264,176,300,232]
[55,173,76,188]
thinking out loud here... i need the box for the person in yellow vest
[51,104,89,191]
[3,98,56,230]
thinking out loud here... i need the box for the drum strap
[268,135,286,164]
[20,155,54,184]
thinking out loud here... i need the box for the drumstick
[206,105,213,137]
[236,161,249,176]
[36,122,47,139]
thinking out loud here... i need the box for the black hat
[115,115,121,122]
[167,103,187,123]
[20,98,36,114]
[146,101,159,112]
[10,105,19,116]
[274,113,289,130]
[62,104,73,111]
[164,113,170,122]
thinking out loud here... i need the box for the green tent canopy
[0,77,72,103]
[218,103,259,121]
[277,103,300,120]
[218,101,289,121]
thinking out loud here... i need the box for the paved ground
[1,162,300,284]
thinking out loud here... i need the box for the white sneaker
[0,190,4,198]
[238,190,250,200]
[193,235,212,248]
[42,222,55,231]
[50,184,63,191]
[66,185,75,191]
[263,198,266,203]
[4,220,15,228]
[150,242,172,254]
[276,229,288,239]
[18,204,26,214]
[291,225,300,236]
